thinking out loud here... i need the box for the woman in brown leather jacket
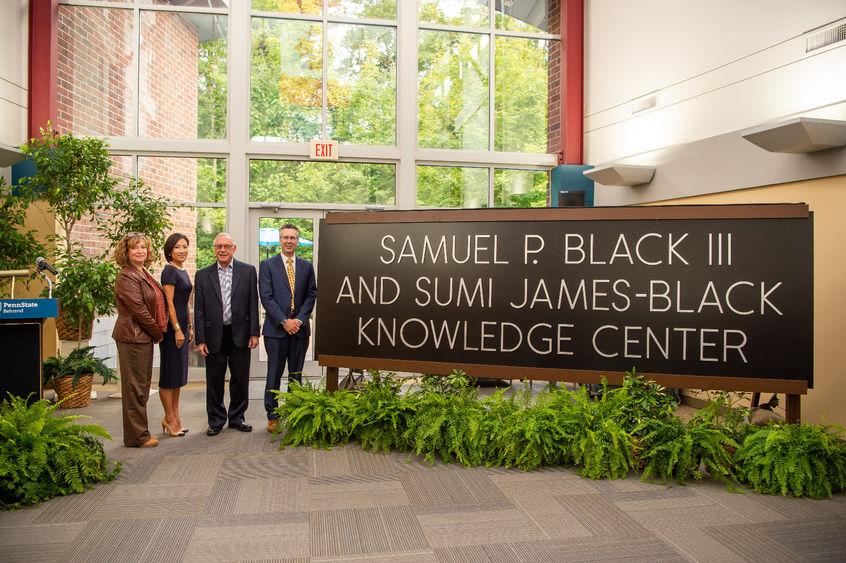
[112,233,167,448]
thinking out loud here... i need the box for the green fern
[687,418,739,489]
[416,369,472,395]
[0,394,120,510]
[264,367,840,499]
[272,379,358,449]
[353,371,418,454]
[484,387,572,471]
[478,388,525,467]
[735,422,846,499]
[560,383,633,480]
[634,415,699,485]
[403,378,484,466]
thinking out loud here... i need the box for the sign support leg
[785,394,801,423]
[326,366,338,393]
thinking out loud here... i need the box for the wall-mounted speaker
[559,190,586,207]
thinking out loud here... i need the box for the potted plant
[51,249,117,341]
[616,368,679,433]
[559,382,634,480]
[272,378,358,449]
[689,389,752,445]
[97,177,173,260]
[483,385,572,471]
[16,124,173,342]
[634,415,698,484]
[53,179,173,341]
[17,124,119,260]
[351,370,418,455]
[43,346,117,409]
[633,413,738,488]
[734,422,846,499]
[16,124,119,341]
[402,370,487,467]
[0,394,120,509]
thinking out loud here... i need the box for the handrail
[0,270,30,279]
[0,270,31,299]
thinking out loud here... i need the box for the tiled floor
[1,376,845,562]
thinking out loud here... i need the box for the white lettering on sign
[309,139,339,160]
[318,215,812,384]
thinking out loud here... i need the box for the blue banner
[0,299,59,320]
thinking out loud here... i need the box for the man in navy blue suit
[259,223,317,432]
[194,233,260,436]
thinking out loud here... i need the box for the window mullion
[227,0,250,245]
[397,0,418,209]
[489,26,495,155]
[133,4,141,137]
[322,5,329,140]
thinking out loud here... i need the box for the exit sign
[310,139,339,160]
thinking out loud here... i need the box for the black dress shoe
[229,422,253,432]
[206,426,223,436]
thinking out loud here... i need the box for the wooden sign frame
[316,204,812,422]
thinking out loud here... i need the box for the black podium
[0,296,58,403]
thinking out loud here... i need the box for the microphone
[36,257,58,275]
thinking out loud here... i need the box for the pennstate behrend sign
[0,299,59,320]
[315,205,813,389]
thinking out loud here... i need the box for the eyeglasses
[214,244,234,250]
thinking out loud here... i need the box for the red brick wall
[547,0,562,157]
[56,6,199,273]
[57,6,133,138]
[139,11,200,138]
[138,156,200,277]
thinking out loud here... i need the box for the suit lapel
[210,264,223,304]
[230,260,239,298]
[275,254,294,312]
[231,260,248,308]
[292,257,301,297]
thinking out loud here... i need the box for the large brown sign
[316,205,812,394]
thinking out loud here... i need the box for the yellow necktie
[286,258,295,313]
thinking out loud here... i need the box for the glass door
[249,209,324,375]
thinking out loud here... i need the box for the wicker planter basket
[53,373,94,408]
[55,312,94,341]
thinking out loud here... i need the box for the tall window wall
[250,1,397,146]
[54,0,559,261]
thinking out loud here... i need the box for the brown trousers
[116,341,154,446]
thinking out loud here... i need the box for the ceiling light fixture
[741,117,846,153]
[583,164,655,186]
[0,144,25,167]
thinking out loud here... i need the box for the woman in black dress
[159,233,193,437]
